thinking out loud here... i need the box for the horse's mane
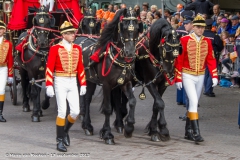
[96,9,125,52]
[149,18,172,56]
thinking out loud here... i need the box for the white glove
[176,82,182,90]
[7,77,13,84]
[212,78,218,87]
[46,86,55,97]
[80,86,87,95]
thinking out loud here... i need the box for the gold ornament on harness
[39,66,44,71]
[39,18,44,24]
[173,49,179,57]
[89,22,95,28]
[139,93,146,100]
[165,81,170,86]
[128,24,134,31]
[117,77,124,85]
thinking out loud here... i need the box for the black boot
[191,120,204,142]
[56,125,67,152]
[0,101,6,122]
[184,117,194,141]
[63,119,74,146]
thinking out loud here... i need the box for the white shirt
[0,36,3,44]
[193,32,202,42]
[62,39,72,52]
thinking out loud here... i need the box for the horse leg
[82,81,96,135]
[121,82,136,138]
[146,83,162,142]
[112,87,128,133]
[31,84,40,122]
[99,84,115,145]
[37,82,43,117]
[20,68,30,112]
[157,83,170,141]
[41,93,51,110]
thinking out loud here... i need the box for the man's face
[62,31,75,43]
[231,19,239,26]
[193,25,205,37]
[176,7,182,12]
[113,5,118,11]
[213,6,219,14]
[184,23,193,32]
[0,28,5,37]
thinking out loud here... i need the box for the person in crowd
[0,21,13,122]
[164,9,171,19]
[229,15,240,35]
[174,12,181,23]
[203,19,223,97]
[218,18,231,35]
[120,3,127,9]
[175,14,218,143]
[150,5,158,16]
[45,21,87,152]
[170,17,179,30]
[176,4,184,14]
[108,4,114,12]
[211,4,222,23]
[142,2,149,12]
[185,0,214,16]
[154,11,161,19]
[113,4,119,12]
[134,4,140,12]
[202,13,207,20]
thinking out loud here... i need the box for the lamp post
[3,0,13,24]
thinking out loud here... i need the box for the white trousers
[54,77,80,119]
[0,67,7,95]
[182,73,205,113]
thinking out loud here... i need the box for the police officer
[203,19,223,97]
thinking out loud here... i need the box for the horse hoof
[160,134,170,142]
[32,116,40,122]
[104,139,115,145]
[124,129,132,138]
[151,134,160,142]
[38,111,43,117]
[79,115,84,121]
[84,129,93,136]
[23,108,30,112]
[115,127,123,133]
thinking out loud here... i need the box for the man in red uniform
[0,21,13,122]
[174,14,218,143]
[45,21,86,152]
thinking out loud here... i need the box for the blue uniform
[203,30,223,95]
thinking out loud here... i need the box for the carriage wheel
[12,69,17,105]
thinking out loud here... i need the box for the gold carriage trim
[55,73,77,77]
[0,63,7,67]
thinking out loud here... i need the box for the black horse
[113,18,181,141]
[16,5,54,122]
[77,8,100,35]
[78,8,141,144]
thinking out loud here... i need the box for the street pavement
[0,84,239,160]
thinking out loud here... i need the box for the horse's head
[80,8,97,34]
[32,5,54,48]
[118,8,141,59]
[150,18,181,81]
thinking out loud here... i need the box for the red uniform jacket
[0,39,13,77]
[174,33,218,82]
[45,42,86,86]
